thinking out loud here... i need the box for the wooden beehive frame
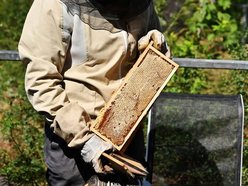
[91,42,179,152]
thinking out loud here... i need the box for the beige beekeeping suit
[18,0,160,148]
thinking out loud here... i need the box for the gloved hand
[81,134,113,174]
[138,29,171,58]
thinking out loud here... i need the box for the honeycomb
[92,45,179,151]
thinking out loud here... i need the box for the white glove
[81,134,113,174]
[138,29,171,58]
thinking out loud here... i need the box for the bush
[0,62,46,185]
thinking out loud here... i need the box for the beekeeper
[18,0,170,185]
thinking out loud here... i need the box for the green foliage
[0,0,46,185]
[244,139,248,185]
[161,0,242,59]
[0,62,46,185]
[166,68,207,94]
[0,0,32,50]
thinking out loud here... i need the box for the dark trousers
[44,123,145,185]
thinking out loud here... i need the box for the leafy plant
[162,0,241,59]
[0,0,46,185]
[0,0,33,50]
[0,62,46,185]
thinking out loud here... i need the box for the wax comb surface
[92,43,179,151]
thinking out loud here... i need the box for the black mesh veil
[147,93,244,186]
[61,0,152,32]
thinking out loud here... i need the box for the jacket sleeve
[18,0,93,147]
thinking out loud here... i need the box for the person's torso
[60,0,153,117]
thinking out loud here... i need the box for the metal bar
[1,50,248,70]
[240,95,245,186]
[0,50,20,61]
[146,109,155,183]
[173,58,248,70]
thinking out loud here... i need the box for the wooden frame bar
[91,42,179,152]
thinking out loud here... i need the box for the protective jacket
[18,0,160,147]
